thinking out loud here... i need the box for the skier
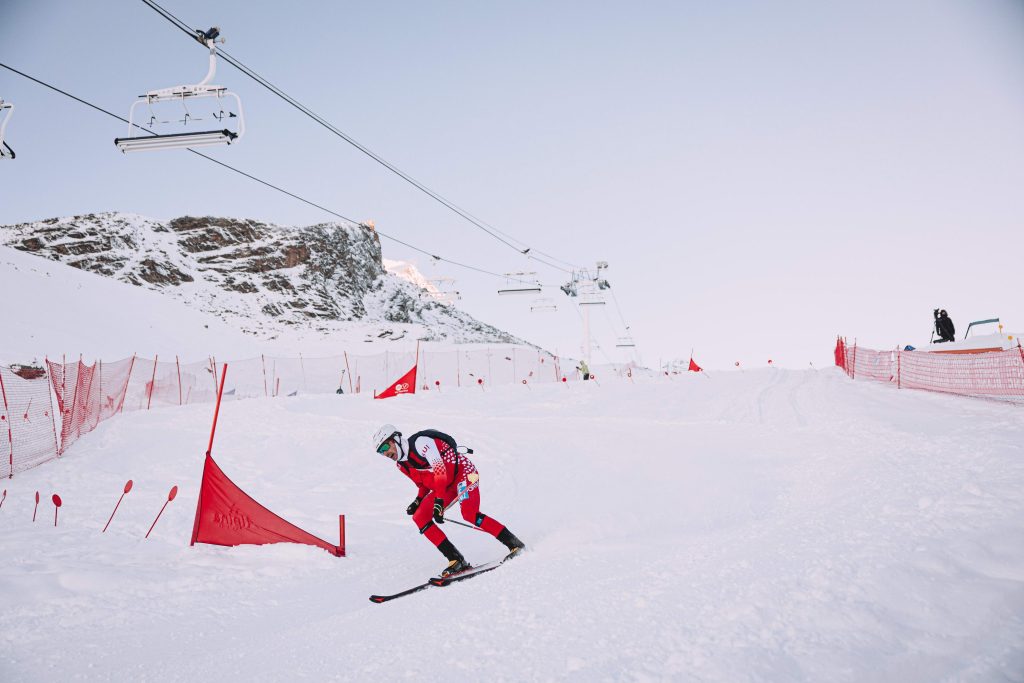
[577,359,590,380]
[933,308,956,343]
[372,424,525,577]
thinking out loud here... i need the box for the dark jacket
[936,313,955,342]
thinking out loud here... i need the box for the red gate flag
[375,363,417,399]
[190,454,344,556]
[688,357,703,372]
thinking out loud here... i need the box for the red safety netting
[0,366,60,477]
[834,337,1024,402]
[7,346,642,477]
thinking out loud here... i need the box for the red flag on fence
[688,357,703,372]
[375,363,418,400]
[190,453,344,556]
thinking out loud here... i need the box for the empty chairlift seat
[0,98,15,159]
[114,27,244,153]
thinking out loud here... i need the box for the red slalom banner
[688,357,703,372]
[374,363,417,400]
[189,453,344,556]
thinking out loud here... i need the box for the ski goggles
[376,440,393,454]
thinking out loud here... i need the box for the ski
[428,548,522,587]
[369,581,433,603]
[369,549,522,603]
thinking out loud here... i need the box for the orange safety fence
[4,346,639,477]
[834,337,1024,402]
[0,365,60,477]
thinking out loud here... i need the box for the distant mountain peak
[0,212,522,344]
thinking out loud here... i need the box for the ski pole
[442,516,489,533]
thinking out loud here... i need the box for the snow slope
[1,368,1022,681]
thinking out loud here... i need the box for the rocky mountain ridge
[0,212,521,344]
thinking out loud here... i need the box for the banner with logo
[190,453,343,556]
[375,363,418,399]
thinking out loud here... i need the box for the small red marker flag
[145,485,178,539]
[103,480,133,533]
[52,494,62,527]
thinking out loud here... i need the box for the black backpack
[405,429,459,469]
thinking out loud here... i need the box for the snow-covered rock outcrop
[0,212,521,344]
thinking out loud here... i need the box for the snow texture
[1,368,1022,681]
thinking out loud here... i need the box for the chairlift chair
[430,280,460,306]
[497,272,541,296]
[531,298,557,313]
[577,292,606,306]
[0,99,14,160]
[615,336,636,348]
[114,27,245,153]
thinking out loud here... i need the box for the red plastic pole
[146,355,158,410]
[145,485,178,539]
[191,364,228,547]
[343,352,353,394]
[176,356,182,406]
[102,480,133,533]
[52,493,61,527]
[209,357,218,395]
[118,354,136,414]
[851,340,857,380]
[0,368,13,478]
[32,490,39,521]
[338,514,346,557]
[44,362,59,460]
[0,489,6,508]
[206,364,228,457]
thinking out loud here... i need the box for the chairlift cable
[609,288,632,332]
[138,0,577,275]
[0,62,513,282]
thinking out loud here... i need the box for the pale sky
[2,0,1022,368]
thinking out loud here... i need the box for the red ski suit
[398,431,506,547]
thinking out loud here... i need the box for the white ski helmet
[372,423,401,452]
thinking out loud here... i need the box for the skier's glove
[406,496,422,515]
[432,498,445,524]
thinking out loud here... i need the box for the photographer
[933,308,956,343]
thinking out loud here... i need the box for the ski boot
[438,539,470,577]
[497,527,525,554]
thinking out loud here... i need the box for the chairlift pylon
[114,27,245,153]
[0,98,15,160]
